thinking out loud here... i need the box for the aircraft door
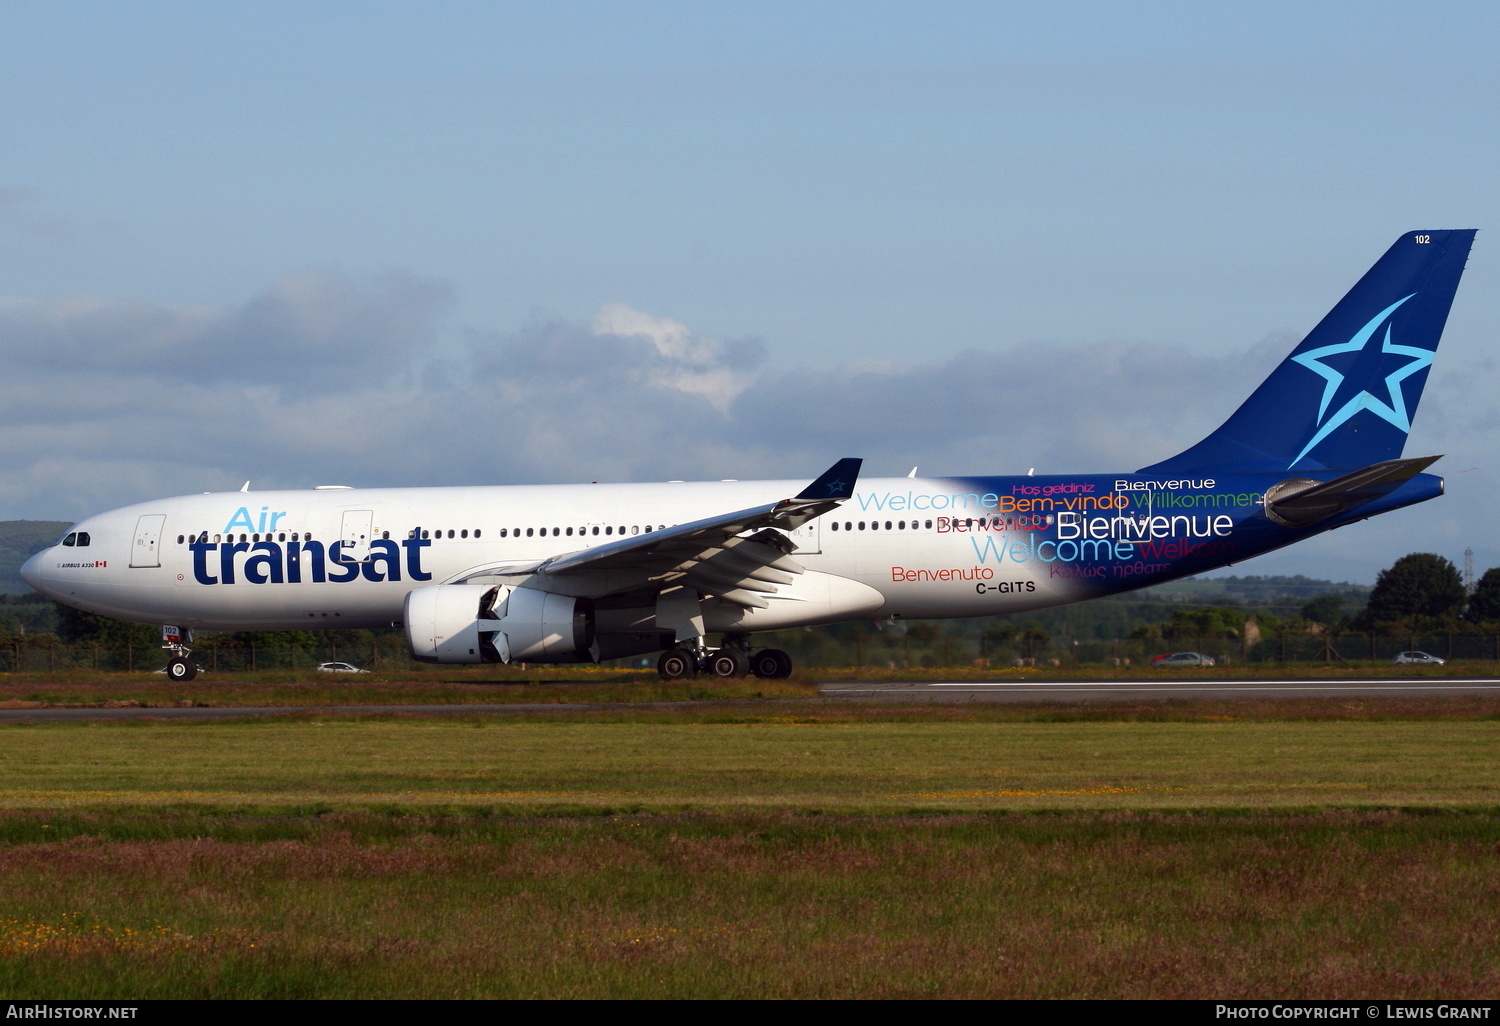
[339,510,374,563]
[783,516,822,554]
[130,514,167,568]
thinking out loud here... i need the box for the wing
[454,458,861,611]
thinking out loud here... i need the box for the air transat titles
[190,538,432,585]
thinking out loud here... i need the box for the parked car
[1150,651,1216,667]
[316,661,370,674]
[1393,651,1445,666]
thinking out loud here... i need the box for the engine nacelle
[404,584,594,664]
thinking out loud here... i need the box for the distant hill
[1141,574,1371,607]
[0,520,71,594]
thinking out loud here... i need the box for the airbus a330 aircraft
[21,231,1477,682]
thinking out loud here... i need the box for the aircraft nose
[19,550,46,591]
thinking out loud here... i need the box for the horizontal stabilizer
[1263,455,1441,528]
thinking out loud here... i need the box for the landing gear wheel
[708,648,750,679]
[658,648,698,679]
[166,656,197,682]
[751,649,793,679]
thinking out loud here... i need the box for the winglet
[796,458,862,500]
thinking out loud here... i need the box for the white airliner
[21,231,1478,682]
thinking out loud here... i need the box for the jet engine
[404,584,594,664]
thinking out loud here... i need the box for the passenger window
[461,529,468,538]
[885,521,892,531]
[858,522,866,531]
[553,528,560,537]
[422,530,430,539]
[925,520,933,529]
[526,528,533,538]
[474,529,482,538]
[632,526,639,535]
[831,522,839,531]
[177,535,184,544]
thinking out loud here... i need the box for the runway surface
[817,677,1500,703]
[0,677,1497,720]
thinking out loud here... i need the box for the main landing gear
[161,624,198,682]
[657,634,794,680]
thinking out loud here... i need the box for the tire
[751,649,792,679]
[774,649,794,678]
[166,656,197,682]
[707,649,750,679]
[658,648,697,679]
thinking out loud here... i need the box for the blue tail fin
[1141,230,1477,475]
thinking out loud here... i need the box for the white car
[1393,651,1445,666]
[316,661,371,674]
[1150,652,1216,667]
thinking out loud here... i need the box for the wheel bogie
[658,642,793,680]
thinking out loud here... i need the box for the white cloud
[590,302,753,411]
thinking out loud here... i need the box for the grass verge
[1,708,1497,998]
[0,808,1496,998]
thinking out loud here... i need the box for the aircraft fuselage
[22,468,1441,633]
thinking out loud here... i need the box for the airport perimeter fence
[774,631,1500,671]
[0,637,413,675]
[0,631,1494,674]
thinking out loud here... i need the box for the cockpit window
[75,532,90,547]
[61,533,76,547]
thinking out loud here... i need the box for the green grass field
[1,704,1498,998]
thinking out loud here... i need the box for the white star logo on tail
[1289,294,1431,467]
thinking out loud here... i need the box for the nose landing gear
[161,625,198,682]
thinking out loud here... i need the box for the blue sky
[1,1,1497,583]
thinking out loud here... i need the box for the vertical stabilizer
[1140,230,1476,474]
